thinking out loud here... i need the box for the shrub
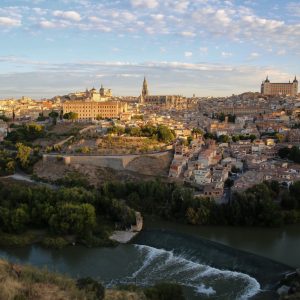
[41,237,69,249]
[77,277,105,300]
[144,283,185,300]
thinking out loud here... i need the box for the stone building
[63,101,128,121]
[220,105,269,116]
[68,84,112,102]
[140,77,187,109]
[261,76,298,97]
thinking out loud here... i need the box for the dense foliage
[49,111,59,125]
[0,150,15,176]
[144,283,185,300]
[108,125,176,143]
[0,176,299,248]
[103,180,300,227]
[0,143,40,175]
[76,277,105,300]
[0,182,136,241]
[204,132,256,143]
[278,146,300,163]
[6,123,45,143]
[0,115,10,122]
[63,112,79,121]
[213,113,236,123]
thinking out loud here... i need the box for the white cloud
[181,31,196,37]
[0,57,294,98]
[250,52,260,58]
[0,0,298,54]
[121,12,137,21]
[174,1,189,12]
[131,0,159,9]
[151,14,164,21]
[0,17,21,27]
[117,74,141,78]
[221,51,232,57]
[215,9,232,26]
[53,10,81,22]
[200,47,208,53]
[184,51,193,57]
[287,2,300,17]
[39,20,56,28]
[277,49,286,55]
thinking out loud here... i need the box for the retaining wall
[43,151,172,172]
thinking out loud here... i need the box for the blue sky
[0,0,299,98]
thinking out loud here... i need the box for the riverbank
[0,258,186,300]
[276,269,300,299]
[110,212,143,243]
[0,222,117,249]
[0,258,100,300]
[0,228,296,300]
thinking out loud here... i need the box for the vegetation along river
[0,220,299,299]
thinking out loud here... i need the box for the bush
[41,237,69,249]
[0,232,36,247]
[77,277,105,300]
[144,283,185,300]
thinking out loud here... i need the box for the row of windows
[65,106,117,109]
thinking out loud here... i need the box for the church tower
[100,84,105,97]
[261,76,271,95]
[293,76,298,97]
[142,77,149,98]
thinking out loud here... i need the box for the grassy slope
[0,259,142,300]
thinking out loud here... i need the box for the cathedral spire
[142,76,149,98]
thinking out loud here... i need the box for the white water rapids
[107,244,261,299]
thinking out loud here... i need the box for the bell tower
[142,77,149,98]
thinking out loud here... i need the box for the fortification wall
[43,151,172,174]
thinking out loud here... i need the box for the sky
[0,0,299,99]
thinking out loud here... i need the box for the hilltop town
[0,76,299,200]
[1,75,300,299]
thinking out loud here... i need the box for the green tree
[0,114,9,122]
[192,128,203,138]
[157,125,175,143]
[16,143,32,169]
[49,111,59,125]
[77,277,105,300]
[278,147,290,159]
[11,207,30,233]
[275,133,285,143]
[49,203,96,235]
[288,146,300,163]
[218,135,230,143]
[225,178,234,188]
[63,112,78,122]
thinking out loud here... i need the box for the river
[0,220,299,300]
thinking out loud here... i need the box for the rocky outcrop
[278,269,300,299]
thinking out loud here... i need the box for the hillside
[0,259,185,300]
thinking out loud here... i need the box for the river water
[0,221,299,300]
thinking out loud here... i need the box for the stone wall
[43,151,173,175]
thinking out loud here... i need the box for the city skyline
[0,0,300,98]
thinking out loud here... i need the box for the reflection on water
[144,219,300,268]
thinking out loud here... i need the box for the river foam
[108,244,261,299]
